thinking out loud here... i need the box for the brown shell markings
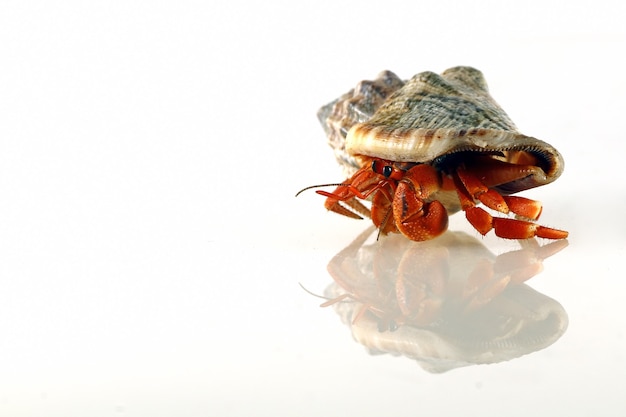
[317,70,405,178]
[322,66,564,194]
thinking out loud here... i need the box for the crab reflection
[323,227,569,373]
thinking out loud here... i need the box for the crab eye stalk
[371,159,403,180]
[371,159,393,177]
[370,159,381,173]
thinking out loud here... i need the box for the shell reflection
[324,227,568,373]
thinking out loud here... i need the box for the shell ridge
[322,66,564,189]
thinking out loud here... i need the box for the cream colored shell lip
[332,67,564,194]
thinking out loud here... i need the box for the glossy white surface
[1,1,625,416]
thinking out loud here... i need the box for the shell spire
[318,70,405,177]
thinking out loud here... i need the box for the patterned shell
[319,66,564,195]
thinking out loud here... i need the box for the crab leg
[314,167,379,219]
[316,161,401,221]
[318,193,371,219]
[454,168,568,239]
[459,158,548,219]
[502,196,543,220]
[456,167,509,214]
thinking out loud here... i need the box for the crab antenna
[295,183,349,197]
[376,206,393,241]
[298,282,331,300]
[298,283,356,308]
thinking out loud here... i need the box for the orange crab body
[304,67,568,241]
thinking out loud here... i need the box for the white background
[1,1,625,416]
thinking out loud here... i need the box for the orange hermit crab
[297,67,568,241]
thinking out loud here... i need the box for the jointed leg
[453,167,568,239]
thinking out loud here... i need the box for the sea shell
[317,70,405,178]
[319,66,564,195]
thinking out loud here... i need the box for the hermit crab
[297,67,568,241]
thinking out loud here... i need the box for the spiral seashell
[319,66,564,194]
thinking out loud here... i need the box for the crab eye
[371,159,398,179]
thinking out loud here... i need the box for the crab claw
[392,180,448,241]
